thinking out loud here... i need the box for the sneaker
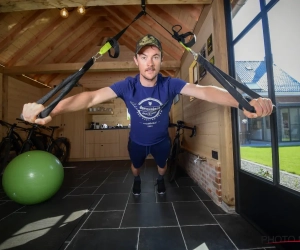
[132,180,141,195]
[156,178,166,195]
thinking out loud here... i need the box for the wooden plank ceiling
[0,0,212,89]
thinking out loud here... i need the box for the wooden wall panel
[7,77,42,123]
[172,2,235,206]
[88,98,130,128]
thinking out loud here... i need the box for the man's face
[134,45,162,81]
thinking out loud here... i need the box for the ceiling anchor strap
[141,0,146,14]
[179,43,276,114]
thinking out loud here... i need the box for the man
[22,34,273,196]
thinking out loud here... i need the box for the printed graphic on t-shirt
[130,97,168,127]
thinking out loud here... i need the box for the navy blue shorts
[128,137,171,169]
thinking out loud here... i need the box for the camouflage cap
[135,34,162,55]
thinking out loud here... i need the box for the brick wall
[179,151,222,205]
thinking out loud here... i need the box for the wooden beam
[4,61,180,74]
[0,1,213,12]
[10,75,50,88]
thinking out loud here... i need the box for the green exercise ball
[2,150,64,205]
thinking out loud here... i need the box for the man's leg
[150,137,171,194]
[128,138,147,195]
[131,163,141,177]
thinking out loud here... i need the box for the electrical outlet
[212,150,218,160]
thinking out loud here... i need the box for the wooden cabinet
[85,129,130,159]
[85,130,121,159]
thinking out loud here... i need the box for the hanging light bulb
[77,6,86,15]
[60,8,69,18]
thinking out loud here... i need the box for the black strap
[21,8,146,120]
[171,25,196,48]
[36,58,94,118]
[106,37,120,58]
[196,54,276,113]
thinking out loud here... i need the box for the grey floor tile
[110,170,129,177]
[157,187,199,202]
[214,214,269,249]
[121,203,177,227]
[66,228,138,250]
[94,182,132,194]
[175,177,198,187]
[82,211,123,229]
[139,227,186,250]
[69,187,98,195]
[192,186,212,200]
[181,225,236,250]
[103,176,126,183]
[202,200,227,215]
[0,200,23,220]
[173,201,216,225]
[128,192,156,204]
[95,193,128,211]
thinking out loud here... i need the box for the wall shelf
[87,111,113,115]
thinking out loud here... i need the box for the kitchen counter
[85,127,130,130]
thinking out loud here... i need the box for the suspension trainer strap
[195,53,276,113]
[23,8,146,119]
[138,0,275,113]
[36,58,94,118]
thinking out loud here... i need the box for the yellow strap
[99,42,112,55]
[179,42,190,51]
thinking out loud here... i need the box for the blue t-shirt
[110,73,186,146]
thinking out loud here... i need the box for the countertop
[85,127,130,131]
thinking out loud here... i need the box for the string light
[77,6,86,15]
[60,8,69,18]
[22,74,51,88]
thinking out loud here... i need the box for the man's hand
[243,97,273,118]
[22,103,52,125]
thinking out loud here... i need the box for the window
[268,0,300,191]
[233,16,273,180]
[232,0,261,39]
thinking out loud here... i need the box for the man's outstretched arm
[22,87,117,125]
[180,83,273,118]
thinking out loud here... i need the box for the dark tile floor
[0,160,278,250]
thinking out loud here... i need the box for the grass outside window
[240,146,300,175]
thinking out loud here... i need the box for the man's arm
[180,83,273,118]
[22,87,117,124]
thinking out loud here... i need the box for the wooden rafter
[146,5,190,32]
[52,26,99,63]
[6,14,63,67]
[43,28,105,84]
[0,10,46,53]
[28,15,91,65]
[119,5,184,55]
[0,1,213,12]
[3,61,180,74]
[105,6,181,61]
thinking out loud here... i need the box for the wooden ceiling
[0,0,212,89]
